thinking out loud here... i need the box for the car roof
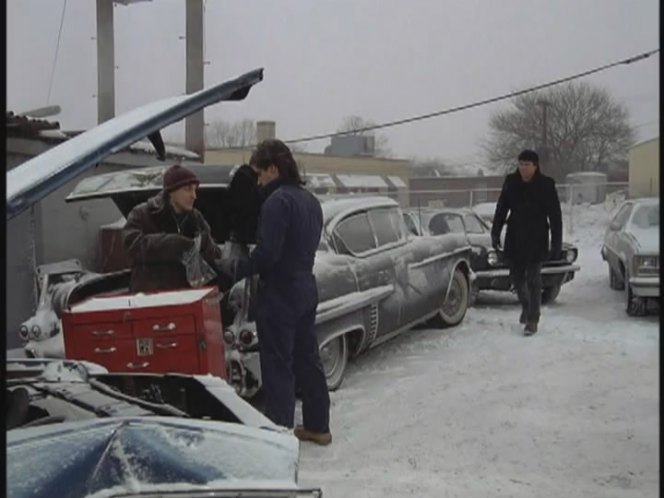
[319,195,399,223]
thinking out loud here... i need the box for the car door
[605,203,633,272]
[331,209,403,341]
[462,213,492,269]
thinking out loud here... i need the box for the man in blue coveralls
[222,139,332,445]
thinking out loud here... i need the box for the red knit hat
[163,165,200,193]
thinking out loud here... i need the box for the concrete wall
[629,137,660,198]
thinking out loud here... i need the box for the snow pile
[297,200,659,498]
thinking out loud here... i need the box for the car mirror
[609,221,621,231]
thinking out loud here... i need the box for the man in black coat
[222,139,331,445]
[491,150,563,336]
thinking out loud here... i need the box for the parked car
[601,197,659,316]
[226,196,474,396]
[403,207,580,304]
[7,358,321,498]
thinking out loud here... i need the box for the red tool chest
[62,287,226,379]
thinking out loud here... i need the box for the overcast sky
[7,0,660,167]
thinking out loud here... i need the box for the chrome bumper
[629,276,660,297]
[475,264,580,279]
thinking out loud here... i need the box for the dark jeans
[255,303,330,432]
[509,261,543,322]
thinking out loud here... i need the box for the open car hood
[7,68,263,220]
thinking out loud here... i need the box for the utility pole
[185,0,205,159]
[96,0,115,124]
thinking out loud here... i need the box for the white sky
[7,0,660,167]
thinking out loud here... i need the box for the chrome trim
[475,264,580,279]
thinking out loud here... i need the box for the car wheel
[430,268,469,328]
[625,273,646,316]
[541,284,561,304]
[319,334,348,391]
[609,265,624,290]
[469,284,480,306]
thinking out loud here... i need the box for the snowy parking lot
[298,203,659,498]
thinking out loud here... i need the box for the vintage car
[601,197,659,316]
[24,167,474,397]
[225,196,474,396]
[7,358,321,498]
[403,207,580,304]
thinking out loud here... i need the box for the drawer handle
[156,342,179,349]
[94,346,117,354]
[91,330,114,336]
[152,322,177,332]
[126,362,149,369]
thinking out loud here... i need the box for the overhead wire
[46,0,68,105]
[275,48,659,146]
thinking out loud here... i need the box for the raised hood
[6,68,263,220]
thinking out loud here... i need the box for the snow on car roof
[336,174,389,189]
[319,196,399,222]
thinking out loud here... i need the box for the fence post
[469,190,474,208]
[568,184,574,235]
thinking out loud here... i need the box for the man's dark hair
[250,139,303,185]
[517,149,539,166]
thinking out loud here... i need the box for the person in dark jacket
[123,164,222,293]
[491,150,563,336]
[221,139,332,445]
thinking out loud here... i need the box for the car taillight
[223,329,235,346]
[239,329,256,346]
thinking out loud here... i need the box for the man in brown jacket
[123,164,222,293]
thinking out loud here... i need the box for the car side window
[612,204,633,229]
[403,213,420,236]
[333,212,376,255]
[463,214,485,234]
[369,208,403,246]
[430,214,465,235]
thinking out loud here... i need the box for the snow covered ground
[297,202,659,498]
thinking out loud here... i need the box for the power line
[46,0,68,105]
[633,119,659,129]
[279,48,659,146]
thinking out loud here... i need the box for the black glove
[550,246,562,261]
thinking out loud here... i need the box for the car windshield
[631,204,659,229]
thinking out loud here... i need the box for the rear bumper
[475,264,580,291]
[629,276,659,298]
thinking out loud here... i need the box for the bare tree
[337,115,391,157]
[206,118,256,148]
[483,82,635,180]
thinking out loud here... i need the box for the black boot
[524,321,538,336]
